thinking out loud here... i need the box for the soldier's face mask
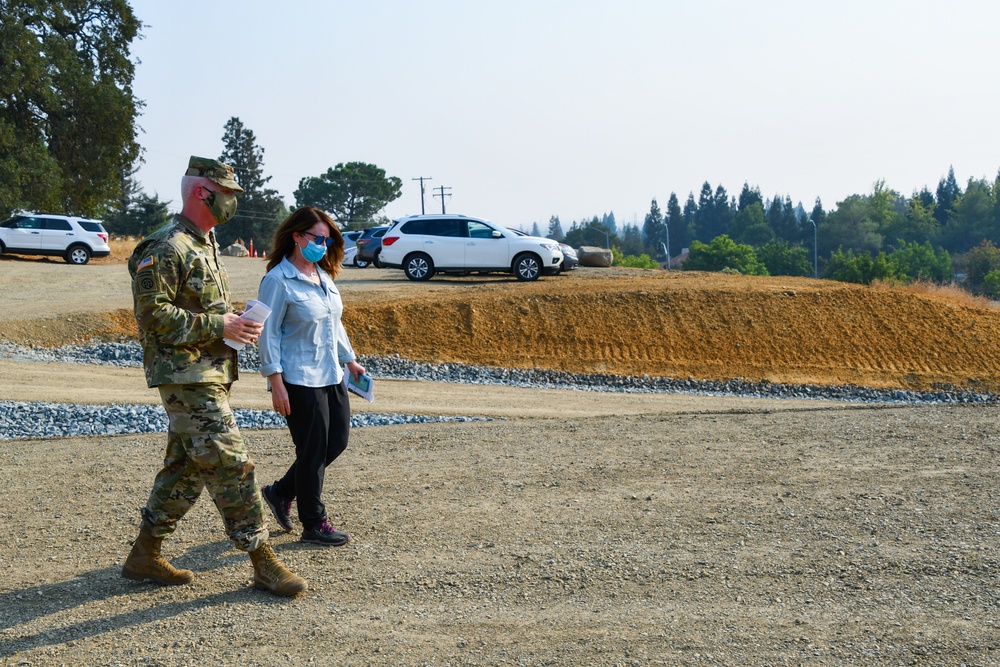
[202,186,238,224]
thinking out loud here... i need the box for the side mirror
[492,230,503,238]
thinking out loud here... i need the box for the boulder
[221,243,248,257]
[577,245,612,267]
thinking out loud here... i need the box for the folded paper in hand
[344,364,375,402]
[224,299,271,351]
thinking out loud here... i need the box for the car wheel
[404,253,434,281]
[372,251,381,269]
[513,253,541,281]
[354,255,370,268]
[66,245,91,265]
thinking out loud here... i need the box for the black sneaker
[301,518,350,547]
[262,484,294,532]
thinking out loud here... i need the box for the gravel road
[1,253,998,665]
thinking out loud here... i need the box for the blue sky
[131,1,1000,228]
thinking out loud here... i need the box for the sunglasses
[302,230,336,247]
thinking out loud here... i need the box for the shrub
[682,235,768,276]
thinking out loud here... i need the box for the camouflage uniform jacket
[128,214,238,387]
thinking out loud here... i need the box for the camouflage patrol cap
[185,156,244,192]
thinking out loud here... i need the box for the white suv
[0,213,110,265]
[380,214,563,281]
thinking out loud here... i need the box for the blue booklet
[344,364,375,402]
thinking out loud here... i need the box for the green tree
[104,191,171,237]
[294,161,402,227]
[564,216,614,249]
[619,224,645,256]
[601,211,617,237]
[883,195,940,247]
[824,248,897,284]
[766,195,799,243]
[664,192,687,260]
[934,166,961,227]
[547,215,565,241]
[642,198,666,257]
[982,270,1000,297]
[889,241,953,283]
[682,234,768,275]
[757,239,812,277]
[217,117,285,249]
[682,192,698,241]
[868,180,903,242]
[693,182,717,242]
[730,201,774,246]
[737,182,763,212]
[821,194,882,257]
[963,240,1000,291]
[694,183,736,242]
[942,177,996,253]
[0,0,142,218]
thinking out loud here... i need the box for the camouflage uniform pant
[142,383,268,552]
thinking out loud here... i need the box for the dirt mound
[4,269,1000,392]
[343,272,1000,391]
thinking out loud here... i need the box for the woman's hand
[268,373,291,416]
[346,359,366,381]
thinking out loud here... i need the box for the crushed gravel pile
[2,340,998,404]
[1,340,997,440]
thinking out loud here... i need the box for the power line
[433,185,451,214]
[412,176,432,215]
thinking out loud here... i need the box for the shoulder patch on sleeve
[136,255,154,272]
[135,269,161,295]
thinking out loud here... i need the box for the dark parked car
[357,236,383,267]
[556,243,579,272]
[352,226,388,268]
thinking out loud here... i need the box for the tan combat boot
[121,523,194,585]
[249,543,308,597]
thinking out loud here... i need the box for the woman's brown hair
[266,207,344,278]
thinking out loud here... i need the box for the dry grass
[90,235,138,264]
[870,278,1000,311]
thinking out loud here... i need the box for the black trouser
[272,381,351,529]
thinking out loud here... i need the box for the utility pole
[433,185,451,214]
[412,176,432,215]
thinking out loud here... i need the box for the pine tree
[218,117,285,249]
[642,199,666,258]
[934,166,961,227]
[665,192,686,260]
[602,211,618,237]
[737,183,763,212]
[547,215,565,241]
[683,193,698,245]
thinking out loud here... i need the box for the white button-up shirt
[257,257,356,387]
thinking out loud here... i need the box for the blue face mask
[300,239,327,263]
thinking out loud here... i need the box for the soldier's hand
[223,313,263,345]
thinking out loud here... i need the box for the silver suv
[380,214,562,281]
[0,213,111,265]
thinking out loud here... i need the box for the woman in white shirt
[256,207,366,547]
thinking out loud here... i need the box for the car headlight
[540,243,560,252]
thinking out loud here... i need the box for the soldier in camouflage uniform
[121,156,307,597]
